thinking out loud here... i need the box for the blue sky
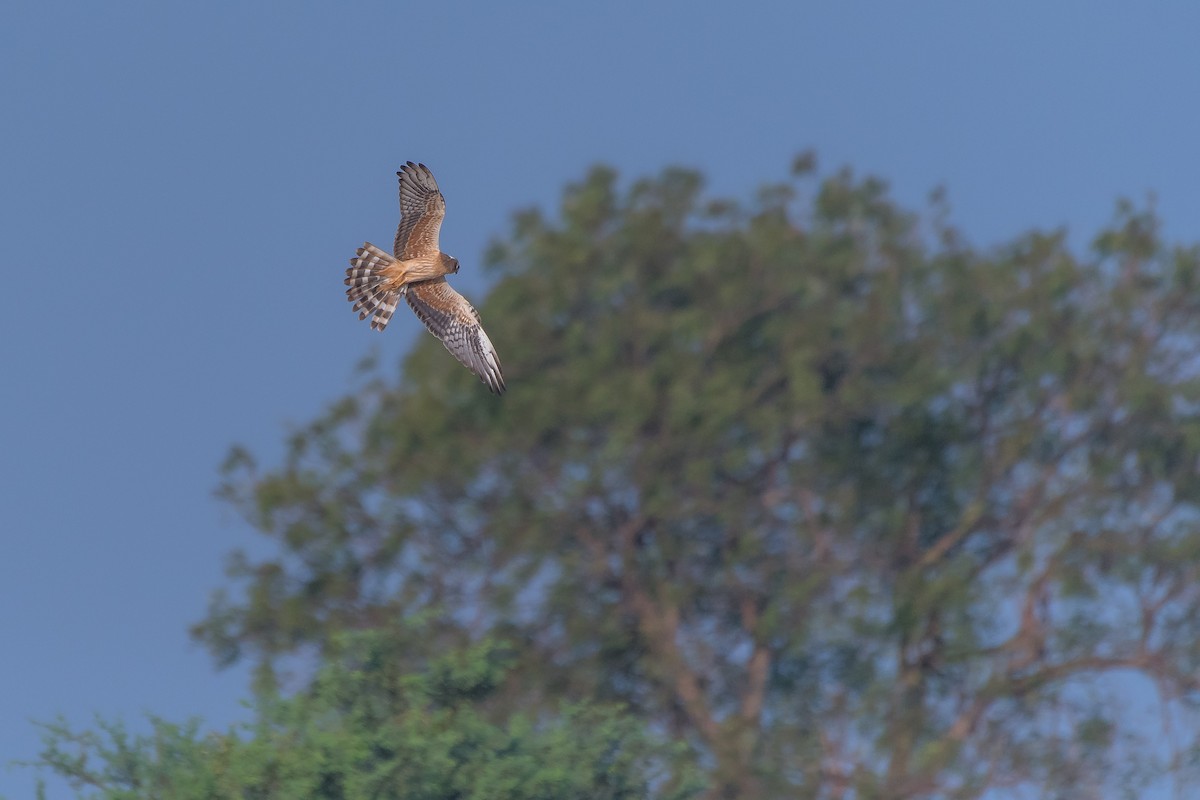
[2,2,1198,796]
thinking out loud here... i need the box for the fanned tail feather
[345,243,402,331]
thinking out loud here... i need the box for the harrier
[344,162,506,394]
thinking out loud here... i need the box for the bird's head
[450,257,461,274]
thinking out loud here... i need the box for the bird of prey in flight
[344,162,506,395]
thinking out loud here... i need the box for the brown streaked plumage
[344,162,506,394]
[406,278,506,395]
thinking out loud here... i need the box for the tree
[32,630,698,799]
[195,154,1200,798]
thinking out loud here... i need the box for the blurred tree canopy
[33,630,695,799]
[37,155,1200,798]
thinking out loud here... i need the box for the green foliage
[186,156,1200,797]
[32,632,700,800]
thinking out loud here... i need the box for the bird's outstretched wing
[405,277,505,394]
[393,161,446,259]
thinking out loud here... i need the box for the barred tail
[345,243,402,331]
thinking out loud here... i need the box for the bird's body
[344,162,505,394]
[382,253,459,286]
